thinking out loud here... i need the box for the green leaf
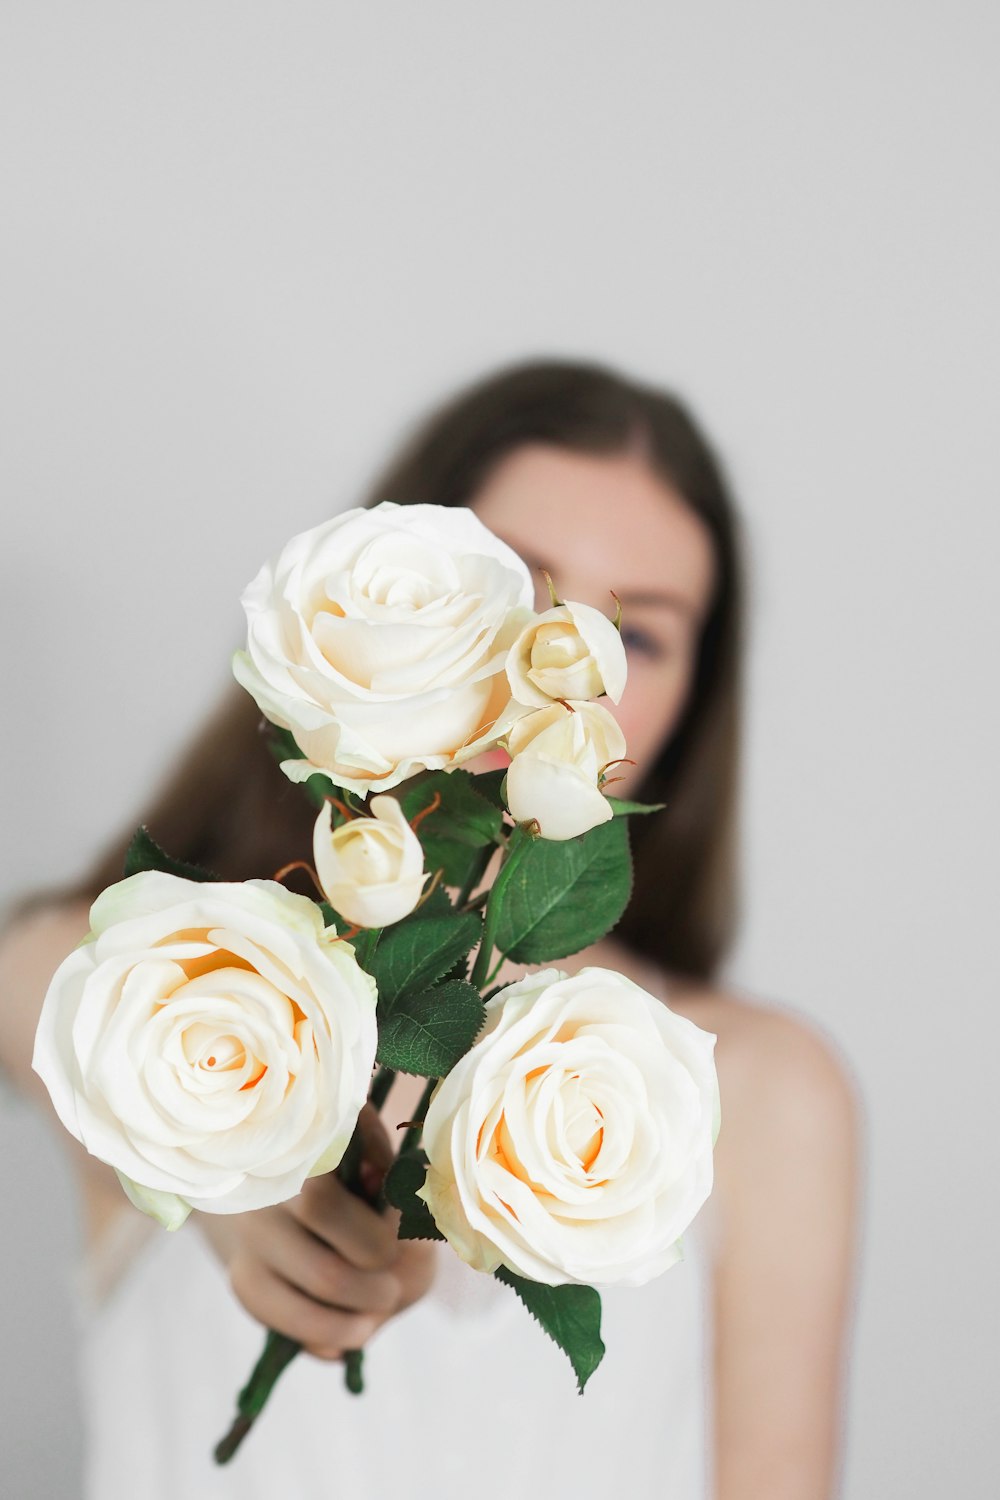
[400,770,504,887]
[491,816,632,962]
[123,827,217,883]
[376,980,485,1076]
[367,911,483,1009]
[462,767,509,810]
[494,1267,605,1393]
[407,883,455,921]
[383,1152,445,1242]
[348,927,381,970]
[606,796,666,817]
[315,903,382,965]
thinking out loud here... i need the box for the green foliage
[606,795,666,817]
[491,816,632,962]
[124,827,217,883]
[462,767,508,810]
[400,770,504,888]
[494,1268,605,1393]
[366,909,482,1009]
[376,979,485,1076]
[348,926,381,970]
[383,1152,445,1242]
[407,883,456,921]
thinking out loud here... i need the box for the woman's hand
[197,1104,437,1360]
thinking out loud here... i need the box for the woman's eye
[620,626,668,660]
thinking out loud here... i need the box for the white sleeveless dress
[76,961,719,1500]
[77,1194,717,1500]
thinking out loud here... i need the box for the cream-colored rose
[233,502,535,796]
[504,699,627,840]
[418,966,720,1287]
[313,795,427,929]
[506,600,627,708]
[32,872,378,1229]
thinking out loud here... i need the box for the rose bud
[504,700,627,841]
[505,599,627,708]
[313,795,427,929]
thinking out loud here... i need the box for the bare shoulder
[666,975,862,1156]
[665,975,864,1277]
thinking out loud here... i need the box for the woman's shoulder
[665,973,863,1269]
[581,936,860,1179]
[665,972,861,1132]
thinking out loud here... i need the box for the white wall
[2,3,997,1495]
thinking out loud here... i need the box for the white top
[76,961,719,1500]
[78,1187,717,1500]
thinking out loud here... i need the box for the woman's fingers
[291,1171,400,1271]
[228,1255,379,1361]
[257,1209,402,1314]
[202,1096,441,1352]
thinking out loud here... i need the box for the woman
[0,359,861,1498]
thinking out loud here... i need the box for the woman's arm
[711,1003,863,1500]
[0,900,93,1107]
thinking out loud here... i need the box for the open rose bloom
[418,967,720,1288]
[233,502,535,796]
[33,872,378,1228]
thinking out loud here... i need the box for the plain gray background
[2,3,998,1496]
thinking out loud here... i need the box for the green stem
[213,1331,300,1463]
[213,1064,396,1464]
[469,825,533,991]
[335,1065,396,1395]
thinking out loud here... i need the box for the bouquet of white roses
[32,501,720,1463]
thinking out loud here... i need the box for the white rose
[504,699,627,840]
[32,872,378,1229]
[506,600,627,708]
[233,502,535,796]
[418,966,719,1287]
[313,795,427,929]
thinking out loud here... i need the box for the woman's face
[471,444,717,796]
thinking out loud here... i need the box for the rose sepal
[115,1171,191,1232]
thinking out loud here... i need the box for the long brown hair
[73,359,747,982]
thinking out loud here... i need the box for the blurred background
[1,3,997,1495]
